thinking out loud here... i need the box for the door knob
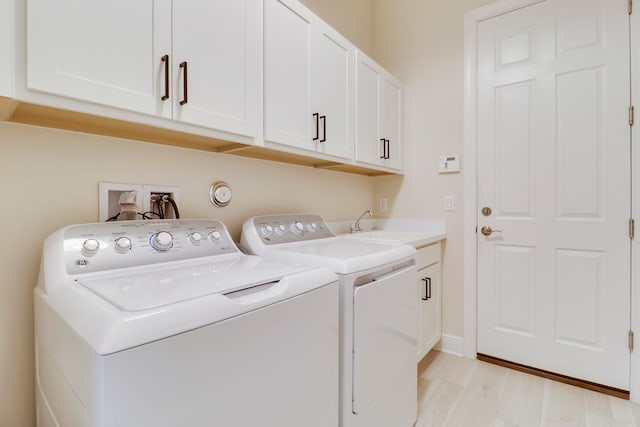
[480,226,502,236]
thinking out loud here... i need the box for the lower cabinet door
[418,262,442,361]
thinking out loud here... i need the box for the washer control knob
[114,237,132,253]
[209,231,222,241]
[261,225,273,236]
[150,231,173,251]
[307,222,318,232]
[275,224,286,235]
[82,239,100,256]
[188,232,203,245]
[292,221,304,233]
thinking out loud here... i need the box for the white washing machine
[35,219,339,427]
[241,214,418,427]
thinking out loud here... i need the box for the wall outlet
[444,195,455,212]
[379,198,388,212]
[99,182,180,221]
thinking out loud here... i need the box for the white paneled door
[477,0,631,390]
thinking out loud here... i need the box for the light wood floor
[416,351,640,426]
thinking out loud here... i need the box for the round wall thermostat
[209,182,232,207]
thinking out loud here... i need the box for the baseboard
[477,353,630,400]
[435,333,464,356]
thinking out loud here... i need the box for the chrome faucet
[350,210,372,233]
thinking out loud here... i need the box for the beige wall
[298,0,373,53]
[1,2,375,426]
[370,0,494,338]
[1,120,373,426]
[2,0,516,425]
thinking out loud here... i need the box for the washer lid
[77,253,313,311]
[268,238,416,274]
[45,254,338,355]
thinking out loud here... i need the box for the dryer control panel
[243,214,335,248]
[63,219,238,274]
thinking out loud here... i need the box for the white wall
[371,0,495,340]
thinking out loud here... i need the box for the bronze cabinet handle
[320,115,326,142]
[421,277,431,301]
[179,61,188,105]
[313,113,320,141]
[161,55,170,101]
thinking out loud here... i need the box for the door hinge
[629,219,635,239]
[630,0,633,15]
[630,331,634,351]
[630,106,635,126]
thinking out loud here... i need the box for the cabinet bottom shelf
[4,100,395,177]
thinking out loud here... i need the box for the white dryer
[241,214,418,427]
[35,219,339,427]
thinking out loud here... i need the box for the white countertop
[327,218,446,248]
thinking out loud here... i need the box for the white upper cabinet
[263,0,312,147]
[312,25,353,159]
[380,77,402,166]
[26,0,260,137]
[27,0,171,117]
[355,57,380,164]
[22,0,403,173]
[171,0,260,136]
[355,51,403,171]
[264,0,353,160]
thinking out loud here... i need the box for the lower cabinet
[416,242,442,361]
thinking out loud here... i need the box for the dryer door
[352,264,417,413]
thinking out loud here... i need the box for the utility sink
[339,230,429,244]
[328,219,447,248]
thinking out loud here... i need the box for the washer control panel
[63,219,238,274]
[249,214,335,245]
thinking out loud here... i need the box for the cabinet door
[355,52,382,165]
[311,24,353,159]
[27,0,171,117]
[355,51,404,171]
[172,0,260,137]
[264,0,314,149]
[380,75,403,170]
[417,262,442,361]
